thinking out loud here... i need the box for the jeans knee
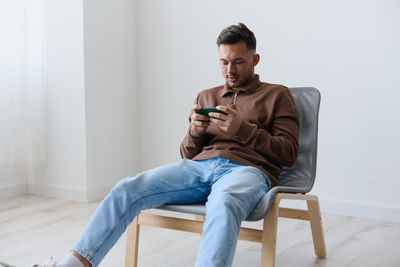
[107,176,139,204]
[112,177,131,193]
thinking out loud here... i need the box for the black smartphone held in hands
[195,107,228,117]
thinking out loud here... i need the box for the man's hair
[216,23,256,51]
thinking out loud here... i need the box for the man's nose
[227,63,235,74]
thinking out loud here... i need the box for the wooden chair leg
[125,216,140,267]
[307,198,327,257]
[194,215,205,236]
[194,215,205,222]
[260,197,280,267]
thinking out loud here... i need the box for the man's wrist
[189,128,205,139]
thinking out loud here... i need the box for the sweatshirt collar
[221,74,261,97]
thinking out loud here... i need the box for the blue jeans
[72,157,270,267]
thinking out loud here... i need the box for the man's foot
[31,257,57,267]
[0,257,57,267]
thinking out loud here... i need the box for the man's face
[218,41,260,89]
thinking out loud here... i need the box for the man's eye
[234,61,243,64]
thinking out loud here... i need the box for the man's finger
[209,115,225,121]
[193,119,210,126]
[216,105,229,112]
[192,113,209,121]
[210,117,226,124]
[209,112,223,119]
[192,104,202,112]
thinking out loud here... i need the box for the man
[38,22,299,267]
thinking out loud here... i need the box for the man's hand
[209,106,243,135]
[190,104,210,138]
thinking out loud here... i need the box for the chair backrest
[277,87,321,193]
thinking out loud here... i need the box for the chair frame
[125,192,326,267]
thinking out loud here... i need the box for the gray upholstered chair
[125,87,326,267]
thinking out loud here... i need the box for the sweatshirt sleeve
[180,95,206,159]
[234,89,300,167]
[180,128,206,159]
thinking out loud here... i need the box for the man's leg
[195,160,270,267]
[70,159,214,267]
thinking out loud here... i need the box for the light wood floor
[1,194,399,267]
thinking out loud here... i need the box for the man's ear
[253,53,260,66]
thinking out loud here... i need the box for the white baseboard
[28,183,111,203]
[0,183,28,200]
[320,199,400,223]
[280,198,400,223]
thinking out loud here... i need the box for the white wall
[0,0,30,198]
[25,0,139,202]
[137,0,400,222]
[28,0,88,200]
[83,0,140,200]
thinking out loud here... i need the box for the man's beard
[229,68,254,88]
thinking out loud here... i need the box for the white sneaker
[31,257,57,267]
[0,257,57,267]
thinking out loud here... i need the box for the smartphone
[195,107,227,117]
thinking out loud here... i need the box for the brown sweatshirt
[180,75,299,187]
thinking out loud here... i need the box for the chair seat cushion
[154,186,308,222]
[155,204,206,216]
